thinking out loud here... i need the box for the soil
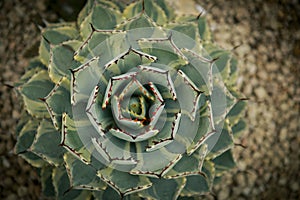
[0,0,299,199]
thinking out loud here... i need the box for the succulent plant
[15,0,246,199]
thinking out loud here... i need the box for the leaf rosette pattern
[15,0,247,199]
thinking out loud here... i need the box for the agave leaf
[30,120,65,166]
[49,40,81,83]
[19,70,54,118]
[123,0,167,25]
[180,49,212,95]
[210,81,236,124]
[173,70,202,121]
[80,4,123,39]
[165,22,198,50]
[74,31,128,63]
[71,57,101,104]
[19,151,46,168]
[92,186,120,200]
[139,177,186,200]
[145,112,179,152]
[15,120,39,154]
[198,16,212,42]
[227,100,247,126]
[91,135,137,170]
[185,99,215,155]
[138,37,187,68]
[228,57,238,85]
[52,166,92,200]
[92,186,141,200]
[232,119,247,138]
[39,23,79,66]
[43,77,72,129]
[15,112,32,138]
[64,152,106,191]
[131,143,182,177]
[86,86,115,134]
[97,167,152,196]
[164,145,207,179]
[180,161,215,197]
[14,58,47,88]
[61,113,92,164]
[153,0,175,20]
[206,123,234,159]
[41,165,56,197]
[117,14,156,31]
[212,149,236,176]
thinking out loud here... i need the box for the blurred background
[0,0,299,199]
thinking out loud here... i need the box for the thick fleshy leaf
[39,23,79,66]
[165,23,198,50]
[123,0,167,25]
[19,70,54,117]
[131,143,182,177]
[198,16,211,42]
[97,167,152,196]
[52,166,92,200]
[61,113,92,164]
[139,177,186,200]
[43,77,72,129]
[206,124,234,159]
[153,0,175,20]
[30,120,65,166]
[64,152,106,190]
[41,165,56,197]
[49,40,82,83]
[173,70,202,121]
[14,58,47,88]
[212,149,236,176]
[232,119,247,138]
[15,120,39,154]
[180,48,213,95]
[164,146,207,179]
[80,4,122,39]
[180,161,215,197]
[227,99,247,125]
[19,151,46,168]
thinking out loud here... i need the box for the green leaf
[19,70,54,118]
[153,0,175,20]
[39,23,79,66]
[198,16,211,42]
[49,41,81,83]
[180,161,215,197]
[165,23,198,50]
[44,77,72,129]
[206,124,234,159]
[164,147,206,179]
[117,14,156,31]
[41,165,56,197]
[80,4,122,39]
[140,177,186,200]
[97,167,152,196]
[64,152,106,190]
[15,120,39,154]
[19,151,46,168]
[123,0,167,25]
[31,120,65,166]
[61,113,92,164]
[212,149,236,176]
[52,166,92,200]
[232,119,246,138]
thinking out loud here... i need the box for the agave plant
[15,0,246,199]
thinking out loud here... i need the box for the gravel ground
[0,0,299,199]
